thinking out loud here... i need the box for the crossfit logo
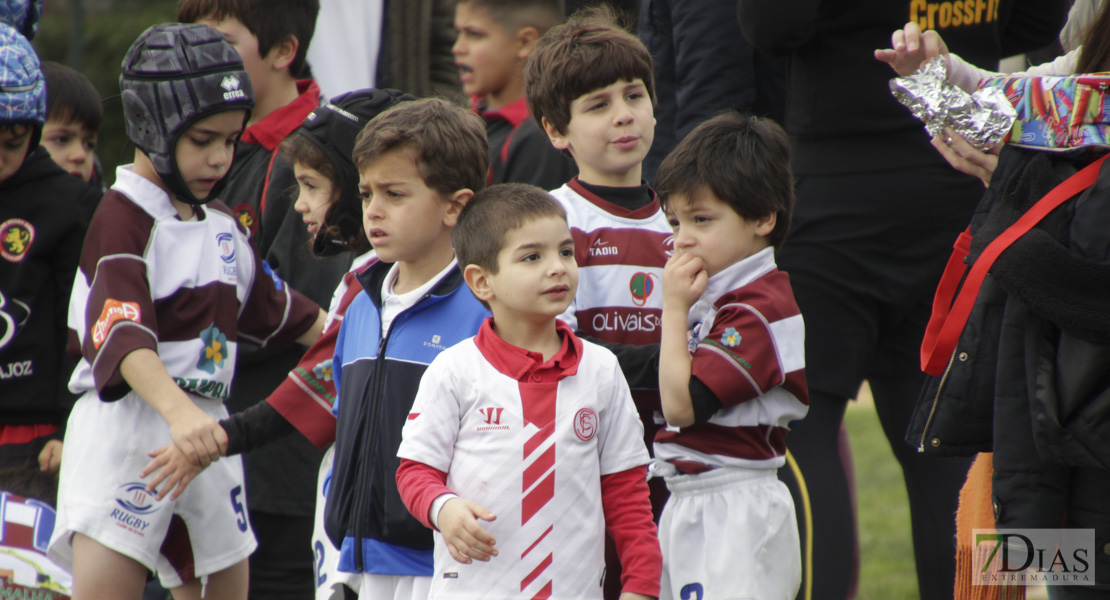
[92,299,142,349]
[477,406,509,431]
[221,75,246,101]
[111,482,163,537]
[574,408,597,441]
[0,219,34,262]
[629,272,656,307]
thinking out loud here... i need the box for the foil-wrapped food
[890,56,1016,149]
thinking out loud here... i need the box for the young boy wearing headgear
[46,23,325,600]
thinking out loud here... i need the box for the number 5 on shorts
[230,485,248,532]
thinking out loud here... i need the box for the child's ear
[267,34,299,72]
[443,189,474,227]
[463,264,495,303]
[755,213,777,237]
[541,117,569,151]
[516,26,540,61]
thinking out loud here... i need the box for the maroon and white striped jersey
[397,320,652,598]
[548,179,673,347]
[654,248,809,473]
[67,167,319,402]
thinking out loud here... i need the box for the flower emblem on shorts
[721,327,741,347]
[197,323,228,373]
[312,359,333,382]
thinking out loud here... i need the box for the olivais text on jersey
[591,310,661,333]
[910,0,1000,31]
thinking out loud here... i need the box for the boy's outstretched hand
[438,498,498,564]
[874,21,949,76]
[141,442,205,501]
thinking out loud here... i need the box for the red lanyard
[920,153,1110,375]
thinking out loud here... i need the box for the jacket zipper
[355,333,390,572]
[919,348,957,452]
[354,293,432,571]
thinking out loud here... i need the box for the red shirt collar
[471,96,531,129]
[241,80,322,151]
[474,318,582,382]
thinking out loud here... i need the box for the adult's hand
[874,21,949,76]
[932,128,1001,187]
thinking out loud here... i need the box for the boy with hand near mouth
[454,0,575,190]
[396,183,661,600]
[655,112,808,600]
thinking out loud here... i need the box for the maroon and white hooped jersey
[67,167,318,402]
[397,321,650,598]
[654,247,809,473]
[548,179,673,347]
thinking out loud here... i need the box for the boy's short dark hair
[41,61,102,132]
[177,0,318,77]
[352,97,488,197]
[454,183,566,278]
[524,5,653,135]
[460,0,565,35]
[655,112,794,248]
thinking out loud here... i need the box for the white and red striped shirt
[396,320,660,599]
[654,247,809,473]
[548,179,673,347]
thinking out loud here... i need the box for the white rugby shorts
[48,390,257,588]
[659,467,800,600]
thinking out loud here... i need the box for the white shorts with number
[313,444,361,600]
[48,390,257,589]
[659,468,800,600]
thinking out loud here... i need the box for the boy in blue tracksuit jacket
[323,97,491,598]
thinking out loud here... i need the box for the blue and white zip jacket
[324,258,489,575]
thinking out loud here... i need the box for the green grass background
[843,393,919,599]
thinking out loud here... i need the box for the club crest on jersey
[574,408,598,441]
[233,203,258,236]
[629,272,656,307]
[721,327,742,347]
[217,232,236,264]
[0,219,34,262]
[197,323,228,374]
[111,482,163,537]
